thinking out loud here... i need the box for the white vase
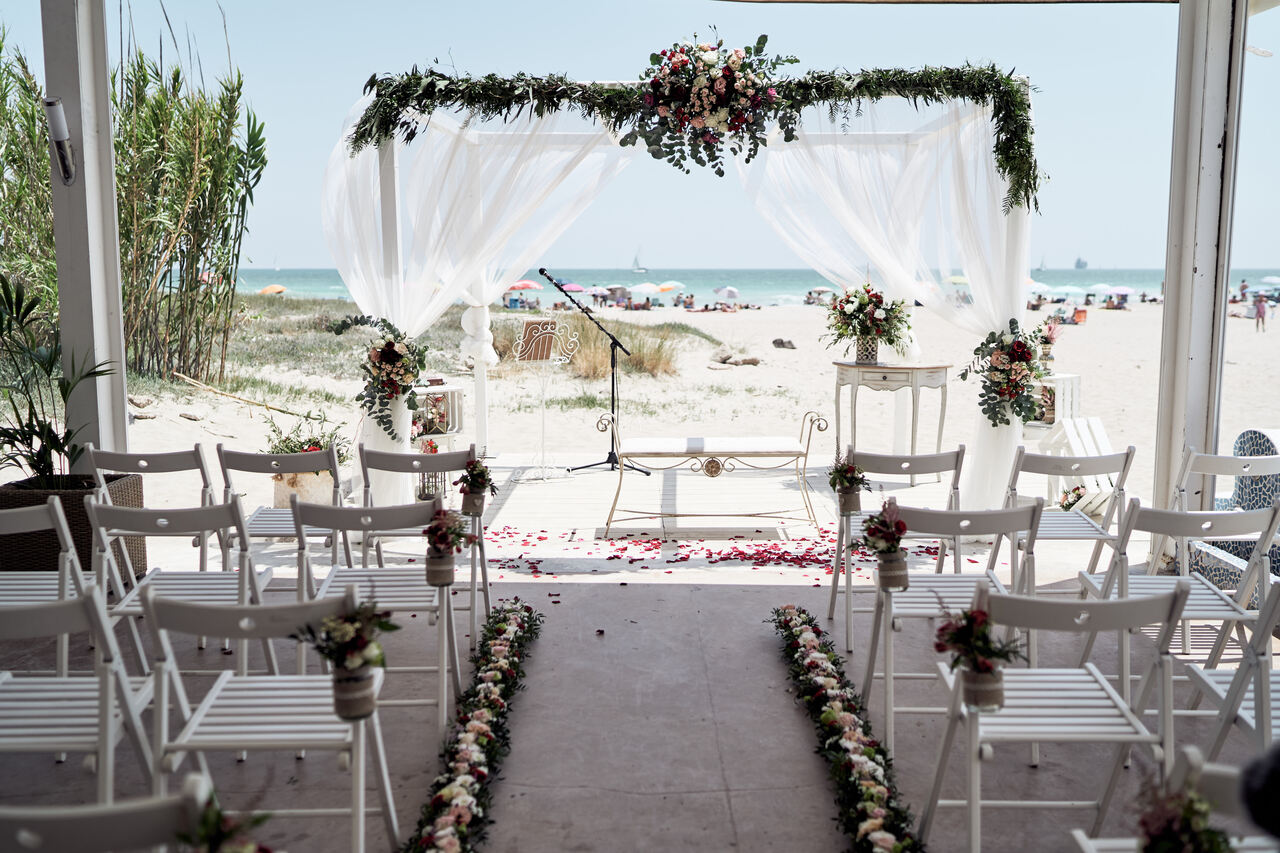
[359,398,412,506]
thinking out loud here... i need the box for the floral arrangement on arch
[958,318,1046,428]
[825,284,911,358]
[628,33,797,177]
[331,315,428,441]
[403,599,544,853]
[772,604,921,851]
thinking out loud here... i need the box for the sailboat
[631,250,648,274]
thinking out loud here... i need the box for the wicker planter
[875,550,909,591]
[855,336,879,365]
[837,488,861,515]
[332,665,378,721]
[272,470,334,509]
[961,667,1005,712]
[0,473,145,575]
[425,551,455,586]
[461,492,486,517]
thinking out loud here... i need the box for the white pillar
[1153,0,1248,508]
[40,0,128,465]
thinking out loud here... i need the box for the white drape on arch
[322,103,629,490]
[741,102,1031,509]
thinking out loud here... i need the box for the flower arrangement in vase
[934,594,1024,712]
[292,600,399,721]
[1037,316,1063,371]
[828,453,870,515]
[424,509,475,586]
[453,459,498,516]
[862,497,909,591]
[824,283,911,364]
[629,34,797,176]
[331,315,428,441]
[959,318,1046,427]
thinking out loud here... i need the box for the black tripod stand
[538,267,649,475]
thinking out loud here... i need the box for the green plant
[0,274,112,487]
[263,413,351,466]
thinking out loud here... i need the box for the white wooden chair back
[1166,746,1248,819]
[0,585,108,645]
[142,583,359,645]
[1006,445,1134,520]
[291,495,441,539]
[1033,418,1120,514]
[358,443,474,506]
[86,442,216,504]
[898,501,1041,546]
[849,446,965,508]
[1172,446,1280,512]
[0,497,82,581]
[0,773,211,853]
[216,443,343,503]
[983,580,1190,646]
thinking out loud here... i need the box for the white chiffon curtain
[322,103,627,499]
[742,103,1031,509]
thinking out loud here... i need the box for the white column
[1154,0,1248,508]
[40,0,128,465]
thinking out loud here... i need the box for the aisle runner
[772,604,924,852]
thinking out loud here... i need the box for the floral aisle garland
[772,605,923,852]
[403,599,544,853]
[349,37,1039,211]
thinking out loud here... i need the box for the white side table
[1026,372,1081,430]
[833,362,950,483]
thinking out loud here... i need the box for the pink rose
[434,814,457,830]
[656,105,669,118]
[437,837,462,853]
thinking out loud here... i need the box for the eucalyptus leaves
[331,315,427,441]
[349,39,1040,211]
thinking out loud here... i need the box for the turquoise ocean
[237,267,1280,306]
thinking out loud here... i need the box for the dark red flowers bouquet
[425,508,475,558]
[934,606,1024,673]
[861,497,906,554]
[958,318,1046,427]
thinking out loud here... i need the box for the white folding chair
[142,585,399,853]
[359,442,490,647]
[0,588,152,803]
[293,496,461,738]
[995,445,1135,577]
[1071,745,1276,852]
[0,497,96,676]
[1079,499,1280,700]
[1188,579,1280,759]
[0,772,214,853]
[85,496,274,672]
[86,442,221,578]
[217,443,353,567]
[859,501,1041,754]
[919,581,1191,851]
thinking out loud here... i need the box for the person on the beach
[1257,292,1268,332]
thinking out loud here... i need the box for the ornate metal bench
[597,411,827,534]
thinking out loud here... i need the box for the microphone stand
[538,267,649,475]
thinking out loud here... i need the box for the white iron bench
[597,411,827,534]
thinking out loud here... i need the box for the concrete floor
[0,455,1269,851]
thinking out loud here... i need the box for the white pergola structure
[42,0,1269,504]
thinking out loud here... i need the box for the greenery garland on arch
[348,34,1040,212]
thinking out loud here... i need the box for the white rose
[843,303,855,314]
[361,641,382,663]
[874,308,887,319]
[343,653,363,670]
[700,50,719,66]
[693,74,708,89]
[1002,334,1014,345]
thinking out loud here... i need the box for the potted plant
[453,458,497,516]
[292,599,398,721]
[828,453,870,515]
[263,413,351,508]
[824,283,911,365]
[0,273,138,572]
[862,497,909,591]
[934,594,1024,712]
[424,508,474,586]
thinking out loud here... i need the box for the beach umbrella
[630,282,661,296]
[658,280,686,292]
[713,285,740,301]
[1091,284,1115,295]
[1054,285,1086,296]
[1026,281,1051,293]
[1261,276,1280,285]
[258,284,286,295]
[560,282,585,292]
[586,286,610,296]
[812,285,834,293]
[1109,285,1138,296]
[507,280,543,291]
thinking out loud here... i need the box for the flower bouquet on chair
[292,601,398,721]
[862,497,909,591]
[453,459,498,517]
[934,593,1024,712]
[828,453,870,515]
[424,508,475,586]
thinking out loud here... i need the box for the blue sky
[4,1,1278,270]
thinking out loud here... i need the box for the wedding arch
[322,35,1042,508]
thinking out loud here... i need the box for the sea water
[237,267,1280,306]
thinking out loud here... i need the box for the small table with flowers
[833,361,950,484]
